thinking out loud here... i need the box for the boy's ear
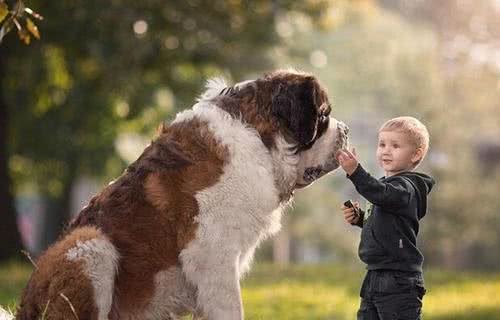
[411,147,424,164]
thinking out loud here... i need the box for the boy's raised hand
[341,201,360,225]
[337,147,359,176]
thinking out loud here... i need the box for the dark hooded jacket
[348,164,435,272]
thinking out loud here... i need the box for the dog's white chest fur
[141,103,287,319]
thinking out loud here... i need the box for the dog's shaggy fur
[13,70,349,320]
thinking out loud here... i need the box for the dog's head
[263,70,349,189]
[208,69,349,192]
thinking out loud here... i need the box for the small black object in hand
[344,200,360,219]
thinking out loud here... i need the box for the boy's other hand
[336,147,359,176]
[341,201,360,224]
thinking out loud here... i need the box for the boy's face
[376,130,421,176]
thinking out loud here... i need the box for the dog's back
[17,116,231,319]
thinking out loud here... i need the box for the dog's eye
[318,103,331,119]
[324,104,331,116]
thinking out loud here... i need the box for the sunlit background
[1,0,500,319]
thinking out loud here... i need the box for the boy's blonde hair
[379,116,430,168]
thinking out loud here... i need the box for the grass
[1,261,500,319]
[0,261,32,312]
[243,264,500,320]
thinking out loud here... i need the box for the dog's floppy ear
[272,77,318,146]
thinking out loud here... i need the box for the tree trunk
[0,45,25,262]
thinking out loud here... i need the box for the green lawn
[2,261,500,319]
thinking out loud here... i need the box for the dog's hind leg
[65,230,120,320]
[16,227,119,320]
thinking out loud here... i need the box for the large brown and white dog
[13,70,349,320]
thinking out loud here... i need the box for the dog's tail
[0,306,14,320]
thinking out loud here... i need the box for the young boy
[337,116,435,320]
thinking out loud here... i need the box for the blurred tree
[1,0,332,259]
[1,0,43,261]
[0,42,24,261]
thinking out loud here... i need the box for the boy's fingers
[337,151,346,160]
[345,148,356,159]
[343,208,354,216]
[338,154,348,166]
[339,151,356,165]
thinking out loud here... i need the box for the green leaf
[26,17,39,39]
[0,2,8,23]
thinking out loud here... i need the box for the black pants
[357,270,426,320]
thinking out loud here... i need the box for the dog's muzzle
[335,120,350,156]
[300,121,350,186]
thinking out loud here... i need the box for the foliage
[2,261,500,319]
[3,0,500,269]
[0,0,42,44]
[2,0,330,249]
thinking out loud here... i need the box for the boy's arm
[348,164,411,208]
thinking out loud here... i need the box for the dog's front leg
[180,247,243,320]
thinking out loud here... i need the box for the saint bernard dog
[14,69,349,320]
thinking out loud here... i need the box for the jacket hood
[399,172,435,219]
